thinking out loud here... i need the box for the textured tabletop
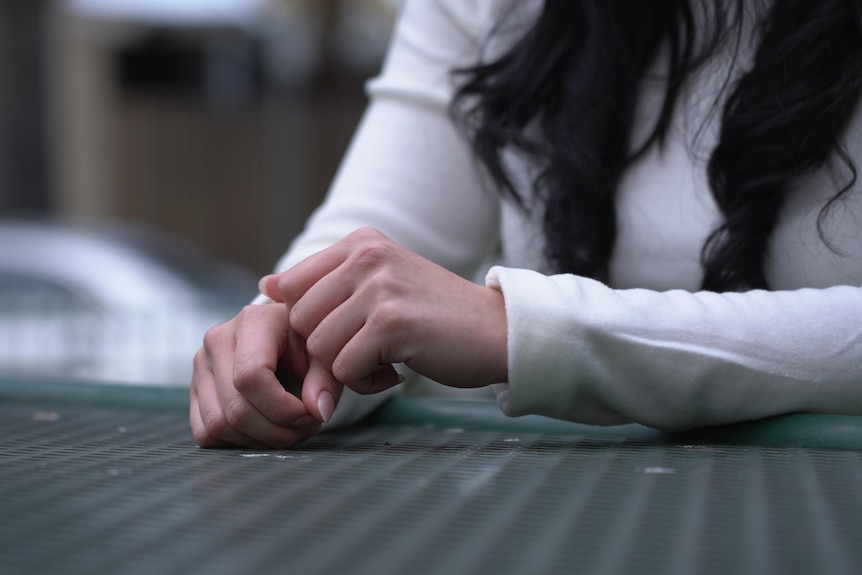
[1,379,861,575]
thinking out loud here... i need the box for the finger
[260,265,355,341]
[328,325,405,394]
[288,267,357,340]
[303,296,368,371]
[301,359,344,423]
[258,274,282,302]
[273,243,351,308]
[230,305,315,427]
[342,363,404,396]
[274,227,390,309]
[206,366,319,449]
[190,369,265,449]
[205,308,320,447]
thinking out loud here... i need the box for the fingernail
[258,275,275,297]
[317,391,335,424]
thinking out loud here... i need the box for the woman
[191,0,862,449]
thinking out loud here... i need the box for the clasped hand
[190,228,508,448]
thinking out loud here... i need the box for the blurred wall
[0,0,399,276]
[0,0,51,214]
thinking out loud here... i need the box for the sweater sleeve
[487,266,862,430]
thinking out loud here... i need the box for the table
[2,377,861,575]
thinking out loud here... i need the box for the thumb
[302,359,344,424]
[258,274,283,302]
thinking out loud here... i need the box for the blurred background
[0,0,401,386]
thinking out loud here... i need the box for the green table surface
[1,377,861,575]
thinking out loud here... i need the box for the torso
[494,0,862,290]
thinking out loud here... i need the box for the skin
[190,227,508,449]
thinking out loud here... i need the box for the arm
[262,242,862,433]
[261,227,507,396]
[190,0,501,447]
[489,267,862,430]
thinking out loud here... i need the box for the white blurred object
[0,220,257,386]
[64,0,270,26]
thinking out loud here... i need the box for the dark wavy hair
[451,0,862,291]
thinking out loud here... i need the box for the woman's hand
[260,227,508,394]
[190,303,342,449]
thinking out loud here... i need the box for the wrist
[479,284,509,386]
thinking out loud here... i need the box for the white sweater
[262,0,862,430]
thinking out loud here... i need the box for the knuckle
[232,362,267,393]
[233,304,272,327]
[351,238,395,270]
[304,330,325,360]
[236,303,265,322]
[221,396,253,430]
[350,226,386,242]
[362,272,391,294]
[275,274,299,305]
[288,304,311,337]
[201,324,226,352]
[200,407,233,441]
[368,299,409,331]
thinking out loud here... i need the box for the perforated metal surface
[2,396,862,575]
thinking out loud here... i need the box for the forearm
[489,266,862,430]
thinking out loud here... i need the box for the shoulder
[366,0,542,108]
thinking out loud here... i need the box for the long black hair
[451,0,862,291]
